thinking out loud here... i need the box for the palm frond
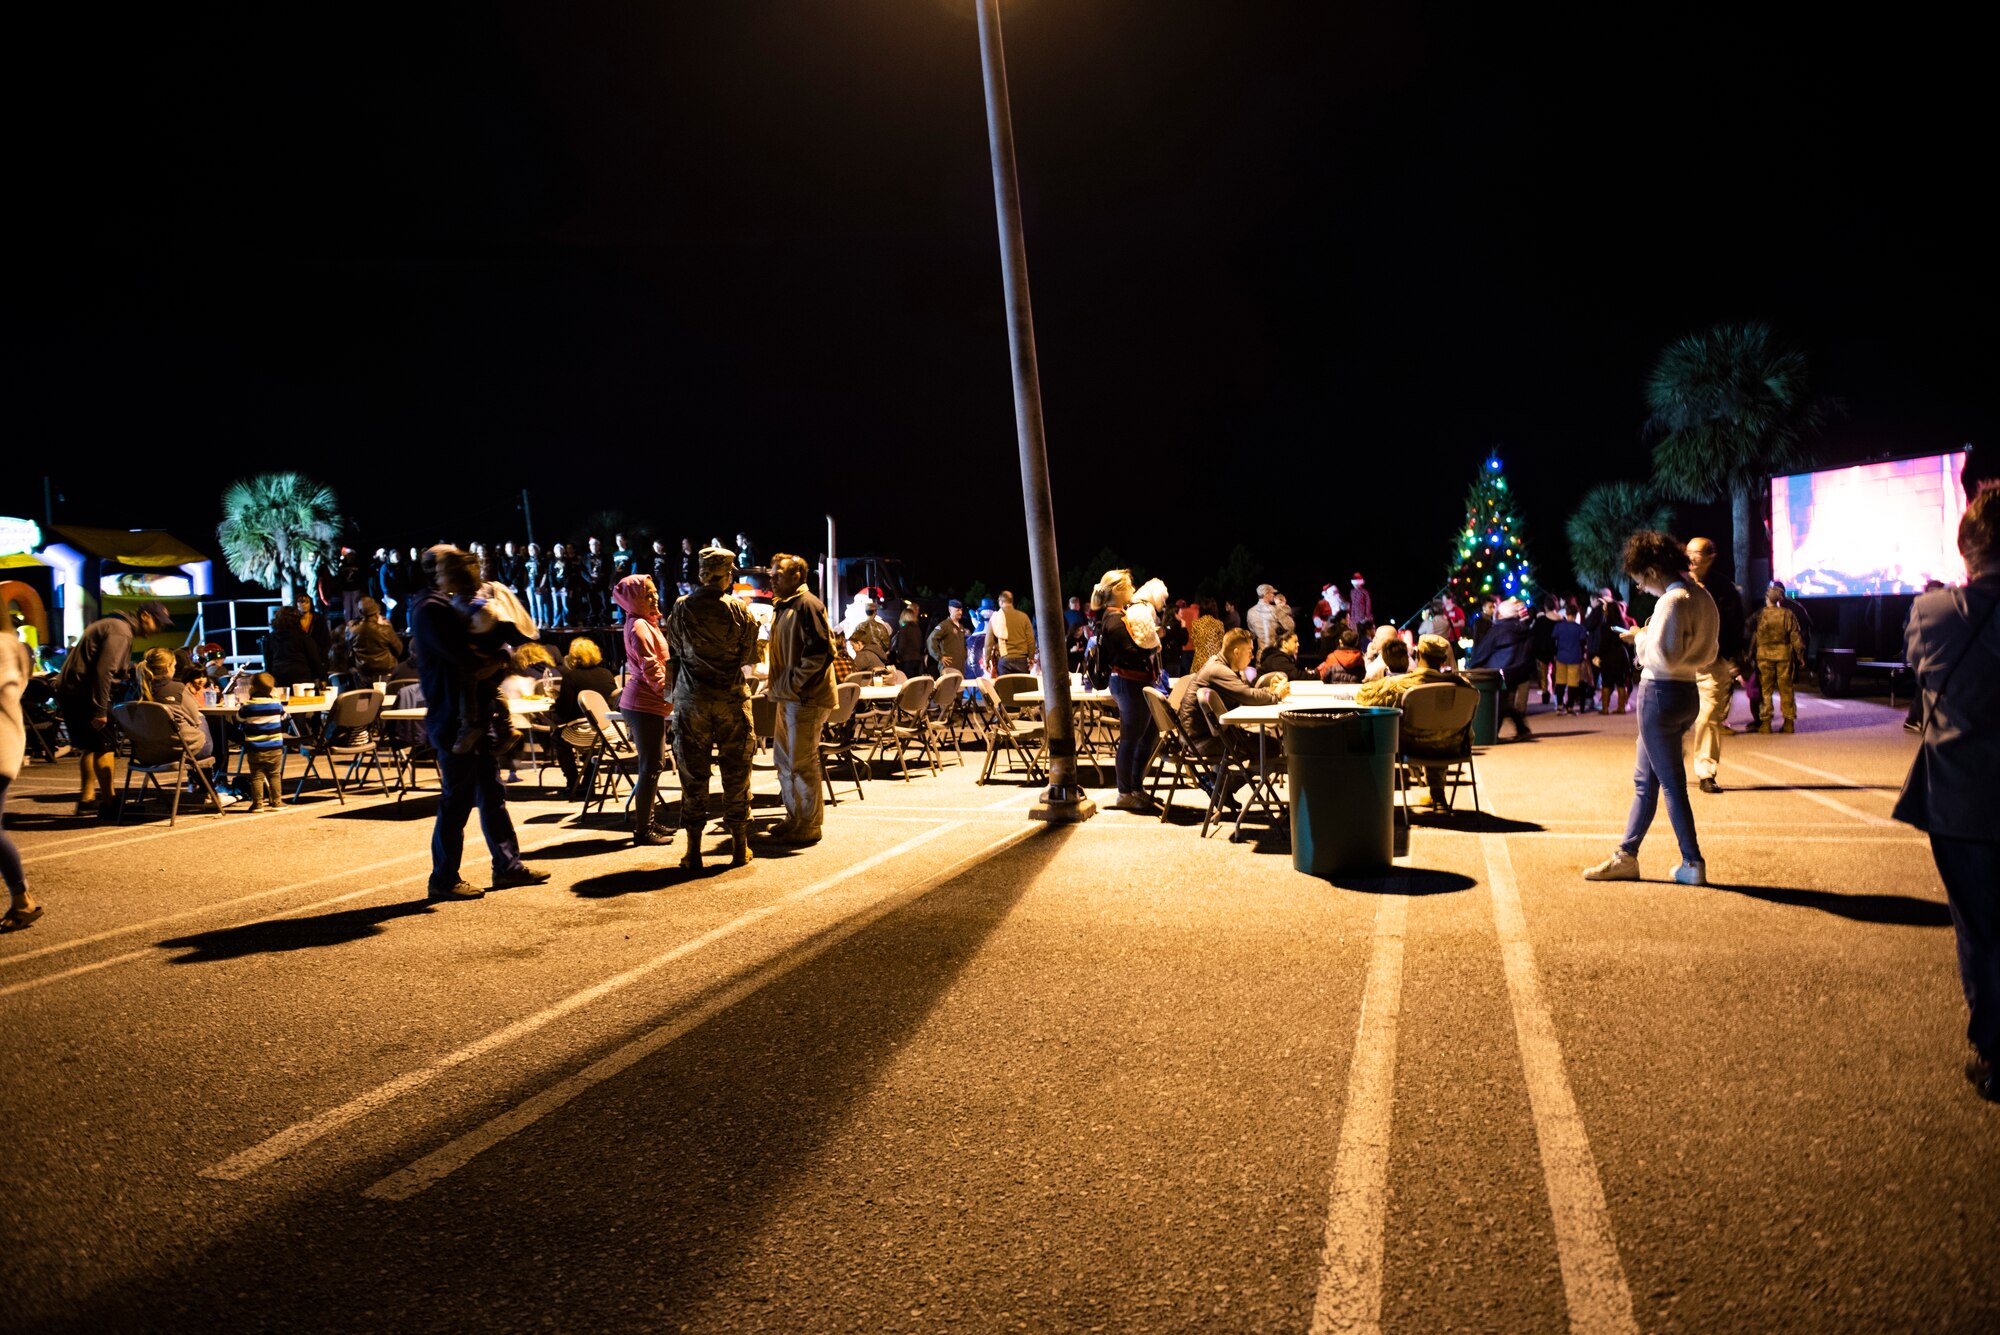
[1567,481,1674,594]
[216,472,345,593]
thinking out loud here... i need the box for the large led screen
[1770,452,1968,595]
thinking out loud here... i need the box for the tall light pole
[974,0,1094,823]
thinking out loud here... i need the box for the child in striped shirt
[237,672,287,812]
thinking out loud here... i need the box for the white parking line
[200,819,969,1181]
[1740,749,1901,797]
[20,786,405,865]
[1725,759,1895,826]
[1482,834,1638,1335]
[1310,888,1409,1335]
[0,825,610,1000]
[364,821,1045,1201]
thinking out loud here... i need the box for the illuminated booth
[6,522,212,657]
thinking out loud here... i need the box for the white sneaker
[1672,859,1708,886]
[1582,851,1641,881]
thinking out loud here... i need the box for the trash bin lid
[1280,705,1399,754]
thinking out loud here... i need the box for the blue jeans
[431,745,526,889]
[1107,675,1155,795]
[1619,679,1702,863]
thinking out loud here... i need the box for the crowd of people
[318,532,763,636]
[2,490,1995,1109]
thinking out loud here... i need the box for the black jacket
[1704,577,1746,663]
[1893,576,2000,839]
[1467,617,1535,684]
[56,612,137,715]
[263,626,326,685]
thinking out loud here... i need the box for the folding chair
[977,676,1047,785]
[927,670,966,766]
[323,688,398,801]
[1141,686,1202,820]
[934,670,987,750]
[576,689,638,819]
[868,676,938,781]
[110,702,222,826]
[1196,688,1267,840]
[819,681,867,804]
[1394,682,1481,817]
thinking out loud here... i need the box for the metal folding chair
[110,702,222,826]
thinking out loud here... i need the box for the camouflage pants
[1757,655,1796,727]
[673,694,755,831]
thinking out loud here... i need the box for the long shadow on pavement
[158,900,437,963]
[1706,881,1952,927]
[62,830,1068,1332]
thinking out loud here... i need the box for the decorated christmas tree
[1446,452,1536,609]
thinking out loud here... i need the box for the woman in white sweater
[1,633,41,932]
[1583,531,1720,886]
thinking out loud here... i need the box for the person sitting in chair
[1356,634,1460,808]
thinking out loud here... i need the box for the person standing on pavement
[1,631,43,932]
[667,546,760,869]
[1893,481,2000,1103]
[1749,583,1806,733]
[613,574,674,848]
[413,545,550,901]
[1466,598,1536,740]
[985,591,1037,677]
[927,600,968,675]
[1685,536,1746,795]
[1583,531,1719,887]
[56,598,172,818]
[1091,569,1161,813]
[766,553,835,845]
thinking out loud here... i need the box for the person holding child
[413,545,549,901]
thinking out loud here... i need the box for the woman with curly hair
[1582,531,1719,887]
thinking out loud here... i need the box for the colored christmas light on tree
[1446,452,1536,609]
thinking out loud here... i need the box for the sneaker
[427,879,485,901]
[1698,777,1723,794]
[1112,792,1150,812]
[1582,851,1641,881]
[1672,859,1708,886]
[490,866,552,890]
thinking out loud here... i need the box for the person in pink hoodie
[614,574,674,847]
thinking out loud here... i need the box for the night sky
[12,2,1990,620]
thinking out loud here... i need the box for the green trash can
[1283,706,1399,877]
[1461,668,1504,746]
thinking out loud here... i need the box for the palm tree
[1567,481,1674,598]
[216,473,342,604]
[1646,321,1829,591]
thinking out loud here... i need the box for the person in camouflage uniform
[667,545,760,868]
[1750,582,1806,734]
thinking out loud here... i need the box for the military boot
[729,826,754,867]
[680,833,704,871]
